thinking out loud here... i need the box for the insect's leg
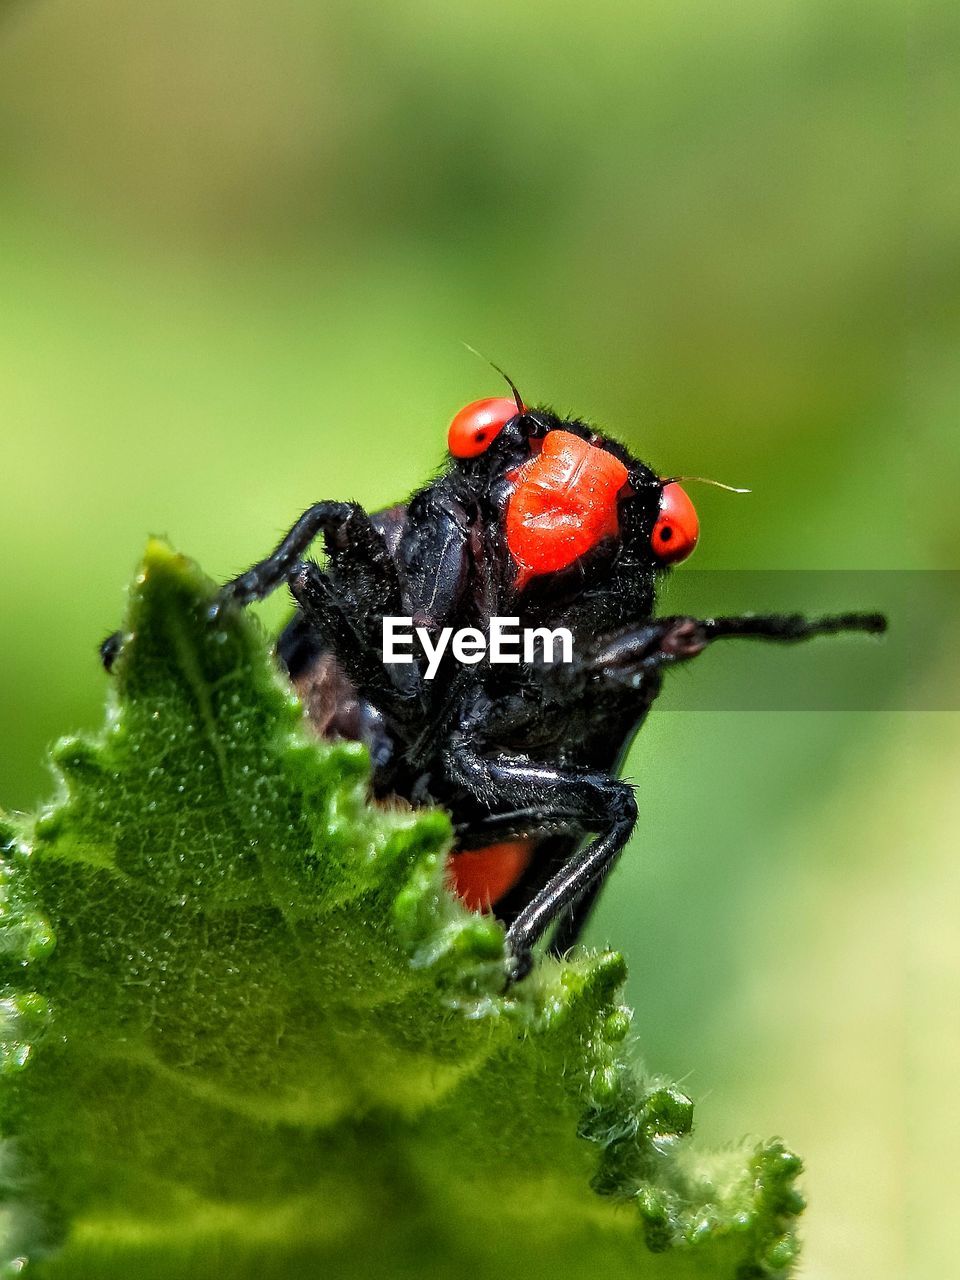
[274,611,322,679]
[548,876,604,958]
[99,631,123,672]
[586,620,692,674]
[443,744,637,980]
[103,500,405,670]
[289,561,423,710]
[505,795,635,978]
[589,611,887,679]
[217,501,383,609]
[395,490,470,631]
[458,819,605,956]
[454,807,585,845]
[700,611,887,642]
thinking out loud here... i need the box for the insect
[102,384,886,980]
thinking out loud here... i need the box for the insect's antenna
[462,342,525,414]
[661,475,751,494]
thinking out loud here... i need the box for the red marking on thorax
[447,840,535,912]
[505,431,629,590]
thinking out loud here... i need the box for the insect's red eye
[651,482,699,564]
[448,397,522,459]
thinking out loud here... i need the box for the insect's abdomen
[447,840,535,911]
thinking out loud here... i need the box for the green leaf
[0,540,803,1279]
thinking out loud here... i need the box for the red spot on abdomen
[447,840,535,911]
[505,431,629,590]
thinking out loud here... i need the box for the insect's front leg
[589,610,887,682]
[101,500,403,672]
[443,742,637,980]
[217,500,393,611]
[699,611,887,642]
[289,560,423,713]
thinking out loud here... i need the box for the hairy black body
[102,402,885,979]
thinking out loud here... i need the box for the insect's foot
[99,630,124,673]
[207,585,245,624]
[860,612,888,634]
[503,943,534,985]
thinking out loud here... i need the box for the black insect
[102,388,885,980]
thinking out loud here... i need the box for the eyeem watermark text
[383,616,573,680]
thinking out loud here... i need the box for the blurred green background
[0,1,957,1276]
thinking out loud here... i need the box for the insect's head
[446,394,702,593]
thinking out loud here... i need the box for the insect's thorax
[290,420,666,802]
